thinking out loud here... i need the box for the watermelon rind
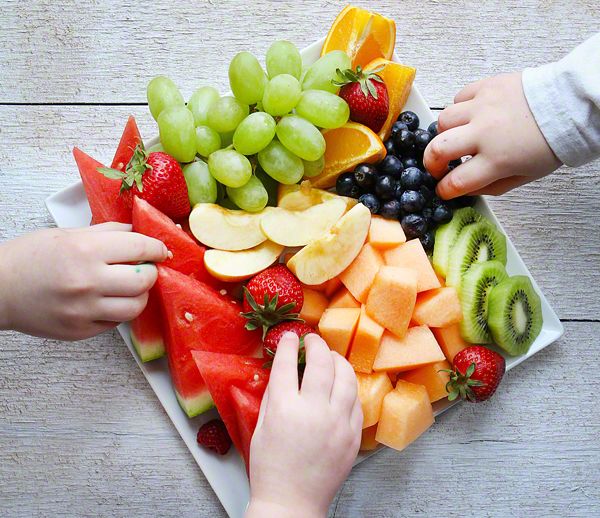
[176,390,215,418]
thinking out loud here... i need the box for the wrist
[246,497,327,518]
[0,242,15,330]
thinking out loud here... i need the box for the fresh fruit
[318,307,361,356]
[375,380,434,452]
[365,266,417,337]
[207,96,250,133]
[204,241,284,282]
[188,86,220,126]
[398,111,419,131]
[412,287,463,328]
[129,289,164,362]
[354,163,378,188]
[400,213,428,240]
[329,287,361,309]
[258,140,305,185]
[287,203,371,285]
[229,51,267,105]
[358,193,380,213]
[400,360,451,403]
[399,190,426,213]
[260,198,347,247]
[277,182,354,211]
[196,419,232,455]
[373,326,445,372]
[111,115,142,172]
[266,40,302,80]
[384,239,442,293]
[157,105,197,163]
[295,89,350,129]
[147,76,184,121]
[233,112,277,155]
[188,203,268,251]
[263,321,315,358]
[208,148,253,188]
[230,386,262,470]
[226,175,269,213]
[356,371,393,428]
[374,174,396,200]
[302,156,326,178]
[379,155,403,177]
[183,161,218,205]
[309,122,386,189]
[195,126,221,157]
[299,288,329,327]
[368,215,407,249]
[301,50,352,94]
[488,275,543,356]
[335,66,389,133]
[339,243,384,303]
[360,425,379,451]
[447,345,506,402]
[262,74,302,116]
[399,167,423,190]
[348,305,385,373]
[431,325,470,363]
[336,173,361,198]
[276,115,326,161]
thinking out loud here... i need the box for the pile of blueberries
[336,111,472,253]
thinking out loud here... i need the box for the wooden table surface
[1,1,599,516]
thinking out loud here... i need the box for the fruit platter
[45,6,563,517]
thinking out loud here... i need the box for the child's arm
[0,223,167,340]
[246,333,362,518]
[424,32,600,199]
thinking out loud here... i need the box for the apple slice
[261,198,347,247]
[288,203,371,285]
[204,240,284,282]
[278,181,356,211]
[189,203,268,251]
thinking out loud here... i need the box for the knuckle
[428,137,445,160]
[446,172,466,194]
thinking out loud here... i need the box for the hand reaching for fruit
[0,223,167,340]
[247,332,362,518]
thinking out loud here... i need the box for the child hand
[424,72,561,199]
[0,223,167,340]
[246,333,362,518]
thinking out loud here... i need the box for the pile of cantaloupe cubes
[296,215,473,453]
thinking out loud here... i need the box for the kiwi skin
[459,260,509,344]
[488,275,543,356]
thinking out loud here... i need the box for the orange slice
[365,58,416,141]
[322,6,396,68]
[308,122,386,189]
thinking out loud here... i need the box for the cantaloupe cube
[339,243,384,303]
[318,307,361,356]
[324,277,342,297]
[348,305,385,373]
[329,287,361,309]
[300,287,329,327]
[413,287,463,328]
[360,424,379,451]
[384,239,441,292]
[356,372,393,428]
[375,380,434,452]
[373,326,445,372]
[368,215,407,250]
[432,324,470,363]
[365,266,417,338]
[400,360,451,402]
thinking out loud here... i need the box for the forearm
[0,242,14,330]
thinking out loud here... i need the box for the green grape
[262,74,302,116]
[266,40,302,80]
[183,161,218,205]
[208,148,252,188]
[229,51,267,105]
[295,89,350,129]
[146,142,165,153]
[220,196,240,210]
[206,96,249,133]
[157,106,197,163]
[233,112,276,155]
[257,140,304,185]
[195,125,221,156]
[255,167,279,206]
[220,130,235,147]
[147,76,184,121]
[226,175,268,212]
[276,115,326,161]
[302,51,351,93]
[302,155,325,178]
[188,86,219,126]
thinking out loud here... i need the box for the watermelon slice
[111,116,142,171]
[156,266,262,417]
[129,287,164,362]
[192,350,269,469]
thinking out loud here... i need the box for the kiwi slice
[459,260,509,344]
[433,207,483,277]
[446,221,507,288]
[488,276,543,356]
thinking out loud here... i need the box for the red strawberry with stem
[196,419,232,455]
[98,144,191,220]
[334,66,389,133]
[262,320,316,375]
[444,345,506,403]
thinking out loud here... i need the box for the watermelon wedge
[111,115,142,171]
[156,266,262,417]
[230,386,263,470]
[129,288,164,362]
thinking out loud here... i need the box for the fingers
[436,100,474,133]
[268,332,300,397]
[350,398,363,433]
[255,387,269,430]
[300,334,335,400]
[95,292,149,322]
[454,78,485,103]
[99,263,158,297]
[470,175,531,196]
[84,222,132,232]
[98,232,168,264]
[329,352,358,416]
[423,125,479,177]
[436,156,508,200]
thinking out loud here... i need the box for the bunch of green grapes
[146,41,352,213]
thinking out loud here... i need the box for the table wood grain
[1,1,599,517]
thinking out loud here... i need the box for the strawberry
[263,321,315,361]
[98,144,190,221]
[196,419,232,455]
[334,66,389,133]
[445,345,506,403]
[241,265,304,336]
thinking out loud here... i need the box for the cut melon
[329,287,361,309]
[324,277,343,297]
[130,287,164,362]
[318,307,361,356]
[300,287,329,326]
[368,215,407,249]
[400,360,451,403]
[431,324,470,363]
[373,326,446,373]
[384,239,441,292]
[339,243,384,303]
[111,115,142,171]
[360,424,379,451]
[348,305,384,373]
[356,371,393,428]
[413,287,463,328]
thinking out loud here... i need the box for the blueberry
[393,129,415,153]
[379,199,402,219]
[421,170,437,189]
[401,157,419,169]
[420,231,435,253]
[384,139,396,156]
[400,167,423,190]
[422,207,433,221]
[419,185,434,204]
[358,193,380,214]
[431,195,444,208]
[353,164,377,191]
[375,174,397,200]
[432,204,453,224]
[399,190,426,213]
[415,130,432,151]
[398,111,420,131]
[336,172,360,198]
[379,155,404,177]
[428,121,438,137]
[390,121,408,137]
[401,213,428,239]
